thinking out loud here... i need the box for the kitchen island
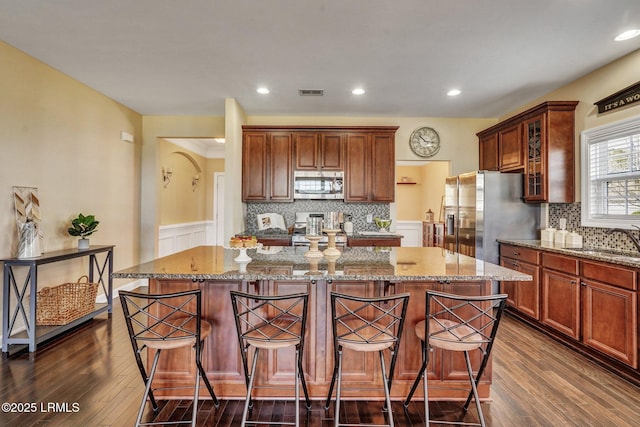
[113,245,530,401]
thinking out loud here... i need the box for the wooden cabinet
[255,236,291,246]
[498,123,524,171]
[242,131,293,202]
[500,243,639,372]
[423,222,444,247]
[581,260,637,368]
[478,133,499,171]
[499,244,540,319]
[344,130,397,202]
[477,101,578,202]
[541,253,580,339]
[294,132,344,170]
[523,104,577,202]
[347,236,402,247]
[242,126,397,203]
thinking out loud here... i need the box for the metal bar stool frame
[230,290,312,427]
[119,288,219,427]
[324,291,411,427]
[403,290,508,427]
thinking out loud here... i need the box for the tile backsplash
[549,202,638,252]
[245,201,390,234]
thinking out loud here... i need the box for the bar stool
[325,291,411,427]
[403,290,508,427]
[119,288,219,427]
[230,290,311,427]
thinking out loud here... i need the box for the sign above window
[595,81,640,114]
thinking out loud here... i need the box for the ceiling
[1,1,639,118]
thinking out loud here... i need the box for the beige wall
[140,116,224,260]
[0,41,142,290]
[395,162,450,221]
[499,48,640,200]
[158,139,218,225]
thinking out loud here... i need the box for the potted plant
[68,213,99,249]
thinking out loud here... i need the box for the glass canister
[306,216,323,236]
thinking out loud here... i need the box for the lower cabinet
[499,243,639,373]
[499,244,540,319]
[541,253,580,339]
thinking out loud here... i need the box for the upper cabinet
[242,130,293,202]
[242,126,398,203]
[477,101,578,203]
[294,132,344,170]
[344,129,397,202]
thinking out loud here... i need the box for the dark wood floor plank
[2,304,640,426]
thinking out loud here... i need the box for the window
[581,115,640,228]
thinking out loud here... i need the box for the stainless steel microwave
[293,171,344,199]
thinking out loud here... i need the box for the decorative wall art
[13,186,43,258]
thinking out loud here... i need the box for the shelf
[396,182,418,185]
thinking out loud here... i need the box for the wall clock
[409,126,440,158]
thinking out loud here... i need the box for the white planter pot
[78,238,90,250]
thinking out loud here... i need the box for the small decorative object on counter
[565,232,583,248]
[374,217,392,232]
[343,214,353,235]
[541,228,556,242]
[554,229,569,245]
[68,213,99,250]
[425,209,435,222]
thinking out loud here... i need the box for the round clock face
[409,127,440,157]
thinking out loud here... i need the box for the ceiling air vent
[299,89,324,96]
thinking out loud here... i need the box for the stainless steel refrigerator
[444,171,540,265]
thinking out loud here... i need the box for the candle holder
[304,235,324,258]
[322,229,342,257]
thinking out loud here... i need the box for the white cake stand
[225,243,263,263]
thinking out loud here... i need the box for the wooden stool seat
[415,319,483,352]
[245,317,303,349]
[139,318,212,350]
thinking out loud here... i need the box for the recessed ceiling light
[615,29,640,41]
[256,87,270,94]
[447,89,462,97]
[352,88,365,95]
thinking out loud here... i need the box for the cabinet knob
[513,251,520,256]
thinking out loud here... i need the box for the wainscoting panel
[158,221,215,257]
[396,220,423,247]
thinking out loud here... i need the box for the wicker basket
[36,275,98,326]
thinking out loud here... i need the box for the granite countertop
[498,239,640,268]
[112,245,531,282]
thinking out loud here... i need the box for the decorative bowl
[374,218,392,232]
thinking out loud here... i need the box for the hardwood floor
[2,301,640,426]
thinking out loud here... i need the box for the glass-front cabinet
[524,114,546,201]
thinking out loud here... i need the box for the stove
[291,212,347,246]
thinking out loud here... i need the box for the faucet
[608,225,640,252]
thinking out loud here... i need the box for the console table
[2,245,114,353]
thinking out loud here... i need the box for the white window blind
[582,115,640,227]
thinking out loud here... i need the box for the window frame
[581,114,640,229]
